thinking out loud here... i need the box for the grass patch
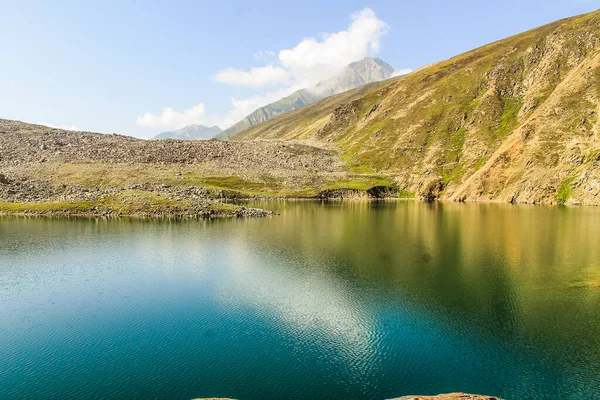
[396,189,416,199]
[342,153,376,174]
[0,191,242,216]
[190,175,274,193]
[324,175,393,191]
[492,97,523,139]
[0,200,99,212]
[556,176,576,205]
[441,165,466,186]
[103,190,190,214]
[585,149,600,163]
[475,156,489,170]
[348,164,376,174]
[23,162,406,200]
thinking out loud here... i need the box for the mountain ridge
[215,57,395,140]
[215,89,321,140]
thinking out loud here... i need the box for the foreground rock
[191,394,499,400]
[392,393,502,400]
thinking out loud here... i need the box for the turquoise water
[1,201,600,399]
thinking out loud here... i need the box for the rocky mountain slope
[153,124,222,140]
[215,57,395,140]
[0,119,391,216]
[234,10,600,206]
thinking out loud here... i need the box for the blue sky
[0,0,597,138]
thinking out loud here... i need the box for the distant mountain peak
[348,57,390,68]
[215,57,394,140]
[312,57,394,97]
[152,124,222,140]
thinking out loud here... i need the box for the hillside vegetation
[235,11,600,206]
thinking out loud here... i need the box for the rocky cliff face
[234,10,600,206]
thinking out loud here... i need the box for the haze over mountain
[152,124,222,140]
[215,57,396,140]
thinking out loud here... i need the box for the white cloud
[136,86,302,131]
[215,65,290,87]
[39,122,79,131]
[391,68,413,77]
[137,8,406,132]
[215,8,389,90]
[253,50,276,60]
[136,103,213,129]
[279,8,389,87]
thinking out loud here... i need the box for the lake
[1,201,600,399]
